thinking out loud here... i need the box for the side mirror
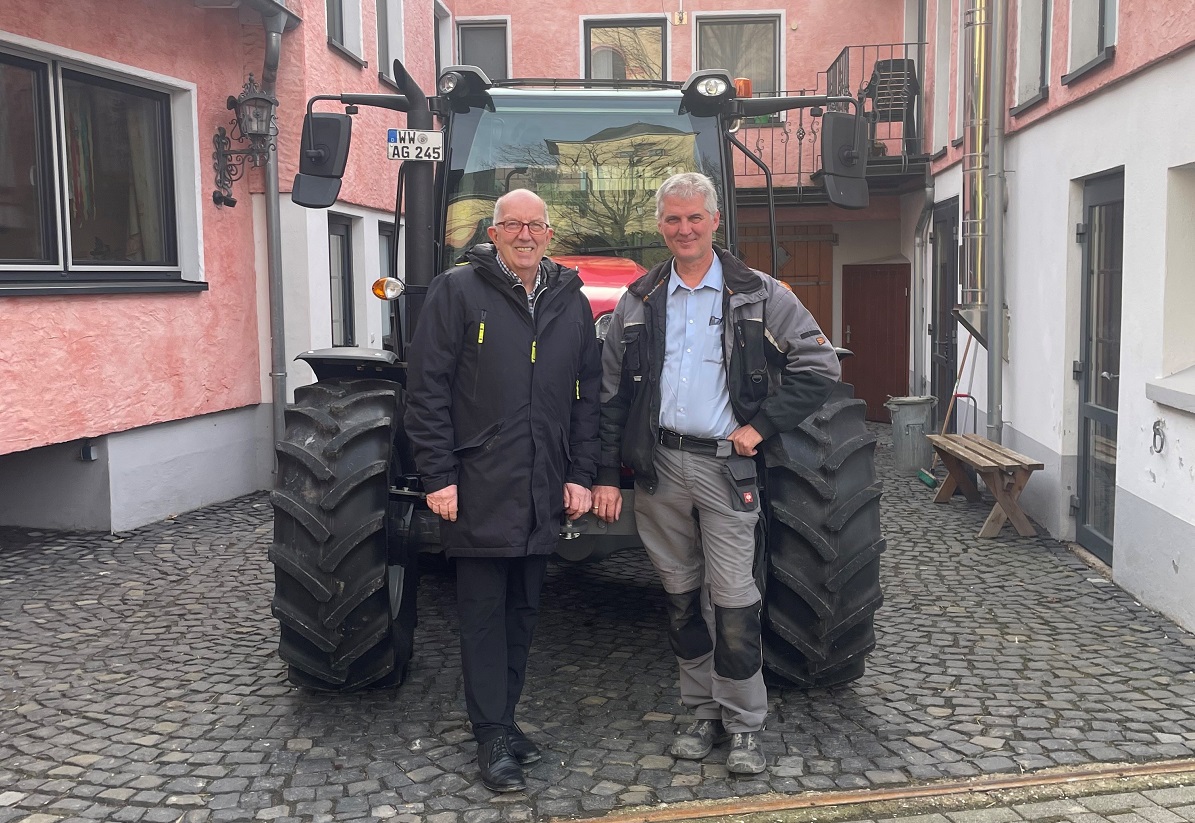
[292,112,352,209]
[820,111,868,210]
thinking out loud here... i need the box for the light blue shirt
[659,255,736,439]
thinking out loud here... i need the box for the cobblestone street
[2,427,1194,822]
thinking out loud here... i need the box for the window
[378,221,396,345]
[376,0,404,81]
[696,17,779,96]
[931,0,951,149]
[1014,0,1051,107]
[585,20,667,81]
[329,215,355,346]
[0,51,179,284]
[327,0,345,46]
[327,0,365,64]
[954,0,964,140]
[1065,0,1115,80]
[458,22,508,82]
[434,3,451,76]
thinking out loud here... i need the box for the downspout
[914,178,935,395]
[912,0,933,395]
[986,0,1007,442]
[256,10,289,464]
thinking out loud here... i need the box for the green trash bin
[884,396,937,474]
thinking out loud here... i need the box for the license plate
[387,129,444,161]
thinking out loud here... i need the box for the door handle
[1099,371,1119,380]
[846,325,852,344]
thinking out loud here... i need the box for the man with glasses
[406,189,602,793]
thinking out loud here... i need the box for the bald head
[493,189,549,227]
[487,188,554,282]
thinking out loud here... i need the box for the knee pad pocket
[664,589,713,660]
[713,602,762,680]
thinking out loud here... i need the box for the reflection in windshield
[442,93,725,271]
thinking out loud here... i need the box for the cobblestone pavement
[2,427,1194,823]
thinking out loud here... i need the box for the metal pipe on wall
[957,0,991,347]
[911,0,933,396]
[986,0,1008,442]
[255,9,289,463]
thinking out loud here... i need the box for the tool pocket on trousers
[723,455,760,512]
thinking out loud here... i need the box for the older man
[592,173,841,774]
[405,189,601,792]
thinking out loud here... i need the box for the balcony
[733,42,929,208]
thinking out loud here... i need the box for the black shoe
[477,736,525,792]
[506,724,542,765]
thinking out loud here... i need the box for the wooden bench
[925,434,1044,538]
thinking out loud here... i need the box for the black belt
[658,428,728,457]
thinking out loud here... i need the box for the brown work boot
[670,719,729,760]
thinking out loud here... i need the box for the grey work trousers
[634,443,768,732]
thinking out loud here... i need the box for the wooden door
[738,224,835,334]
[841,264,910,422]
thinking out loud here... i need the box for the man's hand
[592,485,622,523]
[727,424,764,456]
[563,483,592,520]
[426,485,458,522]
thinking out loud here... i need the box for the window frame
[1063,0,1116,84]
[457,19,510,82]
[327,0,366,67]
[0,45,195,295]
[693,14,782,97]
[329,214,356,347]
[583,17,669,82]
[1011,0,1052,114]
[376,0,404,83]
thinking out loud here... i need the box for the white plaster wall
[278,199,396,397]
[999,49,1195,551]
[106,406,273,532]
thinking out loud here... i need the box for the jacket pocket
[453,419,504,455]
[735,319,770,404]
[722,454,760,512]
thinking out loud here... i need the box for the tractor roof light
[372,277,405,300]
[437,65,494,101]
[680,70,735,115]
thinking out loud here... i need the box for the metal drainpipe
[986,0,1007,442]
[257,11,288,464]
[911,0,933,396]
[913,178,935,395]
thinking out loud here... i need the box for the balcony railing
[733,42,927,195]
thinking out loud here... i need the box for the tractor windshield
[440,88,728,272]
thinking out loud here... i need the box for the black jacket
[597,246,841,491]
[405,244,602,558]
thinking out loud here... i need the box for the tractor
[270,60,885,693]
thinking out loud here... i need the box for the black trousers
[455,555,549,744]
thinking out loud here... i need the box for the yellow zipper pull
[576,379,580,400]
[531,340,537,363]
[477,321,485,344]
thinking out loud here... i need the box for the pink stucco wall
[451,0,905,92]
[0,0,265,455]
[929,0,1195,175]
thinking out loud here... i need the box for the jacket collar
[463,243,581,293]
[630,245,764,302]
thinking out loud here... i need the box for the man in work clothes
[405,189,601,792]
[592,173,841,774]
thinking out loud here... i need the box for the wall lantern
[212,74,278,208]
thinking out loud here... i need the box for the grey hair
[493,189,550,227]
[655,172,718,220]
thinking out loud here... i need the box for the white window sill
[1146,366,1195,415]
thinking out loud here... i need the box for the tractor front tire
[270,378,416,691]
[761,382,885,688]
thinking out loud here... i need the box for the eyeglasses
[494,219,550,236]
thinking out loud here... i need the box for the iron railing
[733,42,926,189]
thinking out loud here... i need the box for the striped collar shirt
[495,253,547,316]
